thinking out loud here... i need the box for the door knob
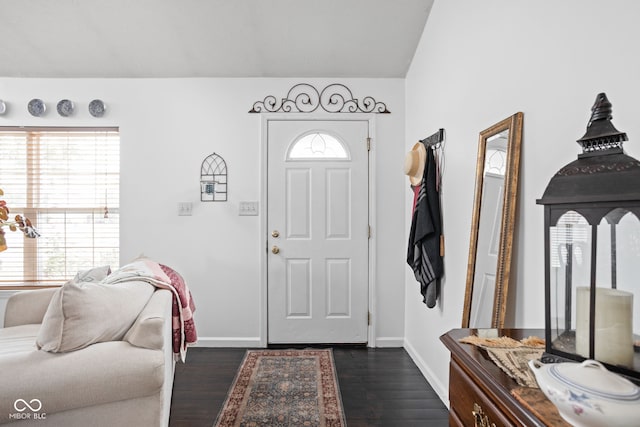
[271,246,280,254]
[272,230,280,238]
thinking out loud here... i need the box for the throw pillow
[69,265,112,284]
[36,280,154,353]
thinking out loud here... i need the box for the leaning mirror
[462,112,523,328]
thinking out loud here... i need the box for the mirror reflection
[463,112,523,328]
[469,130,508,327]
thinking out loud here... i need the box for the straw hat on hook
[404,142,426,186]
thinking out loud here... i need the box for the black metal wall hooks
[420,128,445,149]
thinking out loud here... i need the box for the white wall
[404,0,640,404]
[0,78,407,345]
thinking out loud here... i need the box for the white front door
[267,119,369,344]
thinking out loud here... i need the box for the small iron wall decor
[200,153,227,202]
[249,83,390,114]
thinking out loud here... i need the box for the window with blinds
[0,128,119,285]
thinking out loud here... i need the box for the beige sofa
[0,287,175,426]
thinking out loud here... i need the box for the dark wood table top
[441,329,544,390]
[440,328,550,427]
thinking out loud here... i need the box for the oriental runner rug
[213,349,346,427]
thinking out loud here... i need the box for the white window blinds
[0,128,119,284]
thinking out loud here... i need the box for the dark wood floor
[169,347,449,427]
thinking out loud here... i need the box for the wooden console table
[440,328,567,427]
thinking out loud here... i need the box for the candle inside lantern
[576,286,634,368]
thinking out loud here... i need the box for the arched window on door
[287,131,349,160]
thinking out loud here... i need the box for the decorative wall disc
[249,83,390,114]
[57,99,75,117]
[28,98,46,117]
[88,99,106,117]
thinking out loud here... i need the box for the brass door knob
[272,230,280,238]
[271,246,280,254]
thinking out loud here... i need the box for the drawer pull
[472,403,496,427]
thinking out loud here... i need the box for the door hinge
[366,137,371,151]
[368,225,372,239]
[368,311,371,325]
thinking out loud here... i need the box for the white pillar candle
[576,286,634,368]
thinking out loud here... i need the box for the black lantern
[537,93,640,383]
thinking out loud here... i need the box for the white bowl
[529,359,640,427]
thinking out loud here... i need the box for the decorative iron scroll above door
[249,83,390,114]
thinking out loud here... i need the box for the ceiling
[0,0,434,79]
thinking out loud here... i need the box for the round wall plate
[88,99,106,117]
[28,98,46,117]
[57,99,75,117]
[0,100,6,115]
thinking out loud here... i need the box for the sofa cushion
[0,324,40,356]
[0,340,165,421]
[3,288,58,328]
[70,265,112,284]
[36,280,154,353]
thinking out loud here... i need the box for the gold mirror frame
[462,112,523,328]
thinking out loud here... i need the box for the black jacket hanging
[407,147,443,308]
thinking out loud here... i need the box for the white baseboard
[194,337,264,348]
[374,337,404,347]
[403,338,449,408]
[194,336,405,348]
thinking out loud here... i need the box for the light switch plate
[239,201,259,216]
[178,202,193,216]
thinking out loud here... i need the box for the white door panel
[267,120,369,343]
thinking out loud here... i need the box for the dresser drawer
[449,360,516,427]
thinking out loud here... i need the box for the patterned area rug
[213,349,346,427]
